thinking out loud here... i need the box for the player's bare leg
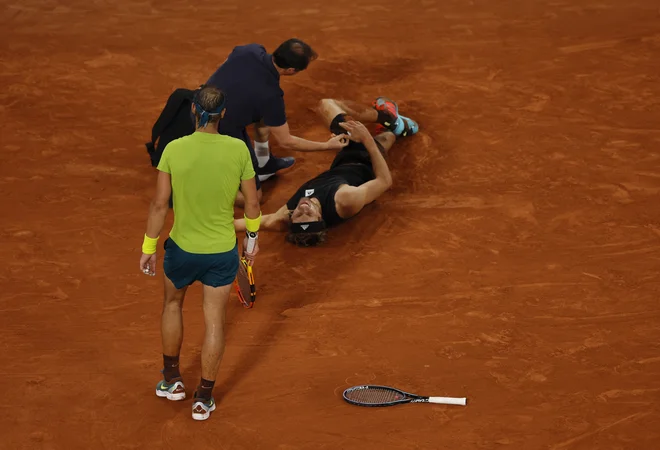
[191,283,232,420]
[318,98,378,125]
[374,132,396,158]
[156,276,188,401]
[161,277,187,358]
[318,98,397,157]
[200,284,232,382]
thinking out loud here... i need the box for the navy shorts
[163,238,239,289]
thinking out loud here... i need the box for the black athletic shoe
[257,155,295,179]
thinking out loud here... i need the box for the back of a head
[273,38,318,72]
[286,230,327,247]
[193,85,226,127]
[286,219,327,247]
[195,85,225,114]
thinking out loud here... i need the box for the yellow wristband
[244,212,262,233]
[142,234,159,254]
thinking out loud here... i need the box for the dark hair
[193,85,226,126]
[273,38,318,71]
[286,229,328,247]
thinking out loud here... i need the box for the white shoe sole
[155,381,186,401]
[192,402,216,421]
[258,173,276,182]
[156,390,186,401]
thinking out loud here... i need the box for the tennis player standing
[139,85,262,421]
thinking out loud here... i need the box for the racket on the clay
[235,233,257,308]
[342,385,466,407]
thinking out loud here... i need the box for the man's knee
[163,276,187,308]
[163,292,184,312]
[320,99,347,132]
[319,98,336,112]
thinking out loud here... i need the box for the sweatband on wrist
[142,234,159,254]
[244,212,262,232]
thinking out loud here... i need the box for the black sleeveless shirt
[286,163,374,227]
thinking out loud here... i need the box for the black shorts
[329,114,384,170]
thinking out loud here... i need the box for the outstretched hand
[339,120,370,143]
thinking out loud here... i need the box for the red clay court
[2,0,660,448]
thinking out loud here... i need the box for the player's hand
[326,133,349,150]
[243,235,259,266]
[140,253,157,276]
[339,121,370,143]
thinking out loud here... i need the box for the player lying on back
[234,97,418,246]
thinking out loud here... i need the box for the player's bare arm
[269,122,349,152]
[334,121,393,219]
[140,171,172,275]
[240,176,262,263]
[234,205,289,232]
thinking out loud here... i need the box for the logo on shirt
[305,189,314,197]
[301,225,309,230]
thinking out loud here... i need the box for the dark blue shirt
[206,44,287,139]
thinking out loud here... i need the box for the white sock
[254,141,270,167]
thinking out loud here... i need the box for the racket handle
[428,396,467,406]
[246,232,257,253]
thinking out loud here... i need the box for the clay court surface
[2,0,660,448]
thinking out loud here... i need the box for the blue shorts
[163,238,239,289]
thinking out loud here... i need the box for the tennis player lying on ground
[234,97,418,246]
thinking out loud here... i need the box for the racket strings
[346,388,402,404]
[237,265,251,298]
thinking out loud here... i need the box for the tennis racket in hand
[342,385,467,407]
[235,232,258,309]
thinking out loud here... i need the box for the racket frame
[342,384,467,407]
[235,256,256,308]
